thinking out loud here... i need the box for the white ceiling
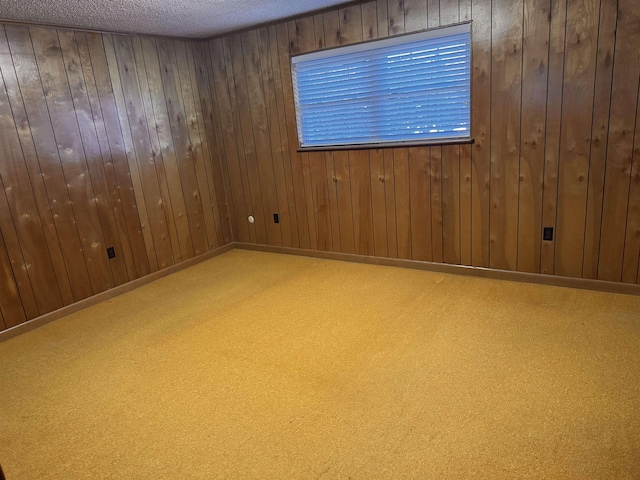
[0,0,353,39]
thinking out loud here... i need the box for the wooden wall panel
[133,37,187,265]
[470,0,492,268]
[599,0,640,282]
[83,33,151,278]
[203,0,640,289]
[430,146,444,263]
[554,0,599,278]
[489,0,523,271]
[409,147,432,262]
[517,0,550,274]
[2,0,639,332]
[582,1,617,279]
[58,31,130,287]
[0,23,232,330]
[6,25,95,302]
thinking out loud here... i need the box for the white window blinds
[291,23,471,149]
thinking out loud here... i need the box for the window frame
[291,21,474,152]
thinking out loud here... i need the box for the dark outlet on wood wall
[107,247,116,259]
[273,213,279,224]
[543,227,554,241]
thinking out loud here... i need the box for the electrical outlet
[543,227,554,241]
[273,213,279,224]
[107,246,116,259]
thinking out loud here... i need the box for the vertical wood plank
[489,0,523,271]
[395,148,412,259]
[267,26,300,247]
[280,22,311,249]
[6,25,95,300]
[388,0,405,36]
[582,1,617,279]
[540,0,567,275]
[323,10,342,47]
[0,225,26,328]
[75,32,138,282]
[427,0,440,28]
[310,151,333,251]
[517,0,550,273]
[409,147,432,261]
[292,18,318,250]
[370,148,389,257]
[193,41,234,244]
[239,31,283,246]
[103,33,161,272]
[184,42,224,248]
[554,0,599,278]
[460,143,472,265]
[0,26,70,311]
[338,6,364,45]
[361,1,379,40]
[207,38,251,243]
[256,27,293,247]
[377,0,390,38]
[430,146,444,263]
[108,34,175,269]
[598,0,640,281]
[58,30,129,286]
[384,149,398,258]
[313,14,326,50]
[30,27,114,293]
[226,36,264,243]
[85,33,151,277]
[335,151,356,254]
[622,83,640,284]
[325,151,343,252]
[0,175,39,319]
[156,38,209,255]
[350,150,375,256]
[471,0,492,267]
[460,0,472,21]
[404,0,428,32]
[176,40,222,251]
[442,145,461,265]
[439,0,460,25]
[321,11,343,254]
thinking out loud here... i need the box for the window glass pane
[291,24,471,148]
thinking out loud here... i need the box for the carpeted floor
[1,249,639,479]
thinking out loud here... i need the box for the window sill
[297,138,475,153]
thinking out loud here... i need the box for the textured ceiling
[0,0,353,38]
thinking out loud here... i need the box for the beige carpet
[1,249,639,479]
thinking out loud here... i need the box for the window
[291,23,471,150]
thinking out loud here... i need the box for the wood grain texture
[554,0,599,278]
[540,0,567,275]
[598,0,640,282]
[0,23,232,329]
[470,0,492,268]
[409,147,432,261]
[582,0,617,279]
[430,146,444,263]
[517,0,549,274]
[204,0,638,289]
[2,0,639,331]
[6,25,94,302]
[489,0,523,271]
[84,33,151,279]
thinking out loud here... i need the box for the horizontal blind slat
[292,26,471,147]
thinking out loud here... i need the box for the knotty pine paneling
[0,24,232,331]
[2,0,640,331]
[203,0,640,286]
